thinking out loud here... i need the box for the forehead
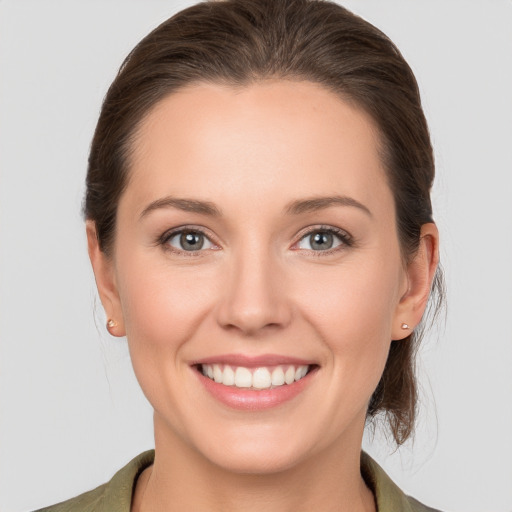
[124,80,392,216]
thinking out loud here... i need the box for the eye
[296,228,350,251]
[164,229,215,252]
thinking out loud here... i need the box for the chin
[190,424,318,475]
[208,444,308,475]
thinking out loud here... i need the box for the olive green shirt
[35,450,441,512]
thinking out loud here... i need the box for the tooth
[284,366,295,385]
[213,364,223,383]
[294,365,308,381]
[271,366,285,386]
[235,367,252,388]
[222,365,235,386]
[253,367,271,389]
[203,363,309,388]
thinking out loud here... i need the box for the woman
[38,0,443,510]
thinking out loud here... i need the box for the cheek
[113,254,222,424]
[294,256,402,380]
[115,253,218,358]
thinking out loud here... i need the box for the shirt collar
[101,450,418,512]
[361,451,417,512]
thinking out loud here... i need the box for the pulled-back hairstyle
[84,0,444,445]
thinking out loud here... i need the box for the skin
[87,80,438,512]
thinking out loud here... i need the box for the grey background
[1,1,511,511]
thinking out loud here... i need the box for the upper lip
[191,353,316,368]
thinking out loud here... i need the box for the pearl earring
[106,319,117,330]
[401,323,410,330]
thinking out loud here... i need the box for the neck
[134,415,375,512]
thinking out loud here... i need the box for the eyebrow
[139,194,372,220]
[284,195,372,217]
[139,197,222,220]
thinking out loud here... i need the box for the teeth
[284,366,295,385]
[234,367,252,388]
[271,367,285,386]
[252,367,271,389]
[213,364,223,383]
[223,365,235,386]
[201,364,310,390]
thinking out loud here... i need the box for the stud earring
[401,323,410,330]
[106,319,117,331]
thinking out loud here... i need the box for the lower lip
[195,367,317,411]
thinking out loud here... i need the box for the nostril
[216,300,293,336]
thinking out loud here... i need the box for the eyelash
[157,225,218,258]
[157,225,354,257]
[293,225,354,255]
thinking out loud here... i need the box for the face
[94,80,417,474]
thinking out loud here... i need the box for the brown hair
[84,0,444,445]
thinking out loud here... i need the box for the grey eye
[167,230,214,251]
[310,232,334,250]
[297,230,344,251]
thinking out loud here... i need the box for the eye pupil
[310,232,333,250]
[180,232,204,250]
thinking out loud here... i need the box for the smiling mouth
[197,364,315,391]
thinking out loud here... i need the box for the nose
[215,248,292,336]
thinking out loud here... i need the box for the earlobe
[392,223,439,340]
[86,221,126,337]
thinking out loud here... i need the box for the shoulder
[33,484,108,512]
[407,496,444,512]
[361,452,444,512]
[33,450,155,512]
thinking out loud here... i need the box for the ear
[392,223,439,340]
[86,220,126,337]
